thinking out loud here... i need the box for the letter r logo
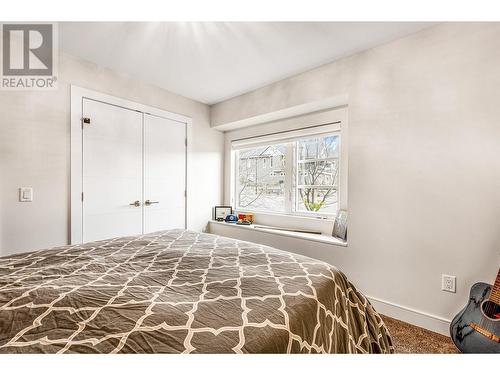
[2,24,53,76]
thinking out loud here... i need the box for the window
[234,132,341,217]
[236,143,287,212]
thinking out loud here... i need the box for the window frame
[227,107,348,229]
[233,130,342,219]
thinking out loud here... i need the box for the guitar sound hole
[481,300,500,320]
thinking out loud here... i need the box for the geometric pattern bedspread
[0,229,394,353]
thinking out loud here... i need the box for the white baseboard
[367,296,451,337]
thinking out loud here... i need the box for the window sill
[208,220,347,247]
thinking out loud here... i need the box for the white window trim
[227,106,348,232]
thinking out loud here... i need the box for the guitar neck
[491,269,500,304]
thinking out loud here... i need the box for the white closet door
[82,99,143,242]
[144,114,186,233]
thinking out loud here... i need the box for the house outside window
[237,144,287,212]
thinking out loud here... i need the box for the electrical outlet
[442,274,456,293]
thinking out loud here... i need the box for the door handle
[145,200,159,206]
[129,200,141,207]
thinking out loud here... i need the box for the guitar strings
[478,287,498,334]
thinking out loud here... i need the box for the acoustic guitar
[450,269,500,353]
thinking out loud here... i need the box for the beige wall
[0,52,224,256]
[212,23,500,331]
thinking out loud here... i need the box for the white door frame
[70,85,192,244]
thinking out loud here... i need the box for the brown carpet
[382,315,459,354]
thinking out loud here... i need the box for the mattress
[0,229,393,353]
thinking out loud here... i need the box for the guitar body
[450,282,500,353]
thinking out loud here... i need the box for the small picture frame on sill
[332,210,348,241]
[213,206,232,222]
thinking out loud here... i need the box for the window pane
[237,144,286,212]
[295,134,340,215]
[298,134,339,160]
[296,188,338,214]
[297,160,338,186]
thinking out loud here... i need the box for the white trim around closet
[70,85,193,245]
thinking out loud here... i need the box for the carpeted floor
[382,315,459,354]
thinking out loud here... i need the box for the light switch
[19,187,33,202]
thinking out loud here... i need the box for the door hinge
[81,192,84,201]
[184,190,187,198]
[185,138,188,147]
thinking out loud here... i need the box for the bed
[0,229,393,353]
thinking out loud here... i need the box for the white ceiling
[60,22,434,105]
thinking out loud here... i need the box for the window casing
[234,131,341,218]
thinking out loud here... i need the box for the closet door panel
[82,99,143,242]
[144,114,186,233]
